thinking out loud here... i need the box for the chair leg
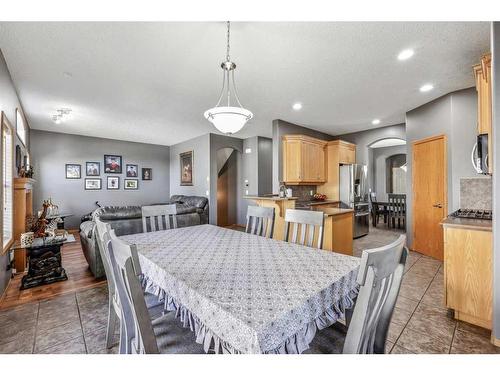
[119,319,127,354]
[106,298,118,349]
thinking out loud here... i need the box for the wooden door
[412,135,447,260]
[217,169,228,227]
[301,141,316,181]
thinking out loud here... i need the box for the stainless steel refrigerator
[339,164,369,238]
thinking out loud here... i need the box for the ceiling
[0,22,490,146]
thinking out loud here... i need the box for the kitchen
[247,51,498,348]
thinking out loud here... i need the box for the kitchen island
[310,206,354,256]
[244,196,354,256]
[243,196,298,240]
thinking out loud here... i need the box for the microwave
[472,134,489,175]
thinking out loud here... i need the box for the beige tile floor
[0,224,499,354]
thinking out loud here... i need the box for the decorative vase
[20,232,34,247]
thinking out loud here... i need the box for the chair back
[343,235,408,354]
[245,206,275,238]
[388,194,406,218]
[108,234,160,354]
[369,191,377,203]
[95,218,115,293]
[283,209,325,249]
[142,204,177,232]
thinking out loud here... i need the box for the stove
[450,209,492,220]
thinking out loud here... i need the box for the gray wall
[372,145,407,202]
[336,124,406,193]
[272,119,333,192]
[405,87,479,248]
[336,124,406,166]
[491,21,500,343]
[0,49,30,297]
[257,137,273,196]
[169,133,210,199]
[31,130,170,229]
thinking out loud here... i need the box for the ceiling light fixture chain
[226,21,231,63]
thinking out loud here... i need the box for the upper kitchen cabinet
[282,135,327,184]
[473,53,492,174]
[317,140,356,200]
[336,140,356,164]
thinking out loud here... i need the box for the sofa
[80,195,209,278]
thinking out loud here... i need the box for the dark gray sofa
[80,195,209,278]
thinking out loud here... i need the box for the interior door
[412,135,447,260]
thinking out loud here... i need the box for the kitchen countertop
[300,200,340,206]
[441,216,492,232]
[243,195,298,201]
[310,207,354,217]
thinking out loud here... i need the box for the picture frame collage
[65,154,152,191]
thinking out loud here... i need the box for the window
[16,108,27,147]
[2,114,14,252]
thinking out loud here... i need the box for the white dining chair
[107,233,204,354]
[141,204,177,233]
[95,218,162,352]
[284,209,325,249]
[245,206,275,238]
[307,235,408,354]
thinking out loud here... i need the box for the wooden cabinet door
[283,139,302,182]
[444,227,492,328]
[339,144,355,164]
[412,135,447,260]
[301,141,316,181]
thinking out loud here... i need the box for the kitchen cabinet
[443,225,492,330]
[317,140,356,200]
[282,135,327,184]
[473,53,492,174]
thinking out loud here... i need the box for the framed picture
[180,151,193,186]
[104,154,122,174]
[86,161,100,176]
[107,176,120,190]
[142,168,152,180]
[66,164,81,179]
[126,164,138,177]
[85,178,102,190]
[124,179,139,190]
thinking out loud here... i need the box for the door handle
[432,203,443,208]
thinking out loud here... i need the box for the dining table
[121,224,361,354]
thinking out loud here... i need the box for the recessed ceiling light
[372,119,381,125]
[419,84,434,92]
[292,103,302,111]
[397,49,414,61]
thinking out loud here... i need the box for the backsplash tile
[286,185,317,202]
[460,177,492,210]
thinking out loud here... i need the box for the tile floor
[0,224,499,354]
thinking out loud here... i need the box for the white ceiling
[370,138,407,148]
[0,22,490,146]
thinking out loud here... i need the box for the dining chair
[107,234,204,354]
[141,204,177,232]
[245,206,275,238]
[307,235,408,354]
[95,218,162,352]
[369,192,388,227]
[387,194,406,229]
[284,209,325,249]
[343,234,407,353]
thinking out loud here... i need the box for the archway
[216,147,241,227]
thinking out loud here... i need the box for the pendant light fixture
[204,21,253,134]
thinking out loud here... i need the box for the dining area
[369,192,407,230]
[92,202,408,354]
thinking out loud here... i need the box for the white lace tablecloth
[121,224,360,354]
